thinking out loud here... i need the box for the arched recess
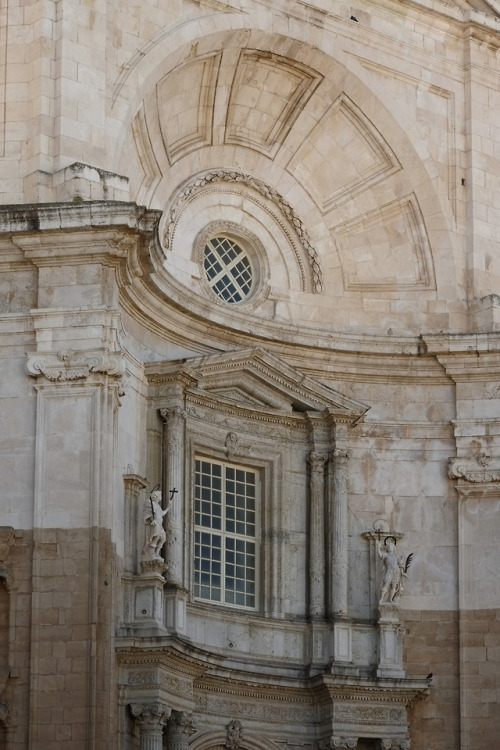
[113,22,462,335]
[190,729,281,750]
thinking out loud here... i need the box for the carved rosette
[129,703,171,750]
[226,719,243,750]
[26,349,125,383]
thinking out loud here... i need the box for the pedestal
[377,603,405,678]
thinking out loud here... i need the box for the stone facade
[1,0,500,748]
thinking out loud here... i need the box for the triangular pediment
[179,348,369,420]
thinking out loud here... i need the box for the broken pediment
[147,348,369,421]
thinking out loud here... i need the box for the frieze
[161,169,323,293]
[322,683,428,709]
[448,456,500,483]
[333,704,405,726]
[185,396,307,430]
[26,349,125,382]
[127,669,193,697]
[196,694,311,723]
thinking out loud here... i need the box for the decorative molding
[161,169,323,293]
[127,669,193,697]
[26,349,125,383]
[333,703,405,725]
[448,456,500,483]
[196,693,312,723]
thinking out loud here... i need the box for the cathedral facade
[0,0,499,748]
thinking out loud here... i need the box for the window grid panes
[203,236,253,303]
[194,459,257,608]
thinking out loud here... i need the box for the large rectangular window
[194,458,258,608]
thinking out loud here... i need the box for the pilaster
[308,451,327,619]
[330,448,350,618]
[159,406,186,588]
[26,348,124,748]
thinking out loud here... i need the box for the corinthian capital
[308,452,328,471]
[331,448,351,463]
[159,406,186,427]
[129,702,171,729]
[168,710,197,736]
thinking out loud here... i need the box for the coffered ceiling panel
[224,51,322,157]
[156,52,221,164]
[287,94,401,213]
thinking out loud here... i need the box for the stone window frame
[194,220,270,311]
[186,434,280,616]
[193,455,260,610]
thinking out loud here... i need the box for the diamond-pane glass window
[194,458,258,608]
[203,236,253,303]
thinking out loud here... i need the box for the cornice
[115,640,428,708]
[0,201,160,235]
[318,674,429,708]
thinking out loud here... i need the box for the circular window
[203,236,253,303]
[194,221,270,310]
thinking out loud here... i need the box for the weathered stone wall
[404,611,460,750]
[1,0,500,748]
